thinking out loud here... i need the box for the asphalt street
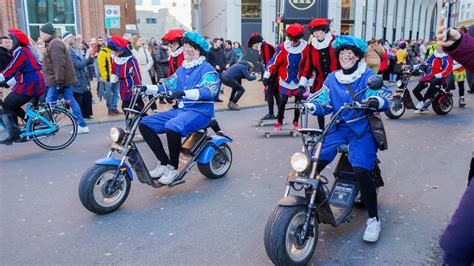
[1,88,472,265]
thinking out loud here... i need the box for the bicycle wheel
[30,107,78,150]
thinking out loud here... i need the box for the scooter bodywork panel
[277,195,308,206]
[95,157,134,180]
[196,136,232,164]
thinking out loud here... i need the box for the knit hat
[62,31,73,42]
[40,22,55,35]
[247,32,263,47]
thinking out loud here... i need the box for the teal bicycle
[2,100,78,150]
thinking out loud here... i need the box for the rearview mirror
[368,75,384,90]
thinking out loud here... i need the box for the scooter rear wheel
[432,95,453,115]
[78,164,131,214]
[264,205,318,266]
[197,143,232,179]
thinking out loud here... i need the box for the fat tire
[78,164,131,214]
[197,143,232,179]
[264,206,317,266]
[432,95,453,115]
[384,99,405,119]
[31,108,78,150]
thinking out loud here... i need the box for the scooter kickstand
[168,179,186,188]
[344,213,357,223]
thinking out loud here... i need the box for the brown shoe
[112,109,123,114]
[108,110,118,116]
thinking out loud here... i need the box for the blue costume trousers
[140,108,211,136]
[318,122,377,171]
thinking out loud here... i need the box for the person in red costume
[301,18,338,129]
[263,23,310,131]
[162,29,185,77]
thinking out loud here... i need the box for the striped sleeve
[130,58,142,86]
[263,45,282,79]
[0,49,26,82]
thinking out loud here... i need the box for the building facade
[135,0,192,42]
[193,0,457,46]
[0,0,136,42]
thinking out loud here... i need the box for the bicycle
[1,100,78,150]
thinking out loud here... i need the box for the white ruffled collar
[284,40,307,54]
[113,55,132,65]
[434,51,447,58]
[335,62,367,84]
[182,56,206,69]
[171,46,183,57]
[311,33,332,50]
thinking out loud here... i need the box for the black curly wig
[334,44,365,59]
[309,25,330,34]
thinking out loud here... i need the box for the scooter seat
[337,144,348,153]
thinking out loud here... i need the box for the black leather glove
[262,78,269,86]
[0,82,10,88]
[366,97,380,110]
[297,86,305,96]
[167,90,186,100]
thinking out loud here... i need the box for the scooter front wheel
[264,205,318,266]
[384,98,405,119]
[197,143,232,179]
[78,164,131,214]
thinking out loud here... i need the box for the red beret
[8,28,30,46]
[110,36,128,48]
[308,18,330,28]
[286,23,305,38]
[162,29,184,42]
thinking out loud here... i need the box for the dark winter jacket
[42,36,77,86]
[440,181,474,265]
[223,47,237,66]
[153,46,170,80]
[206,47,226,72]
[0,47,12,72]
[222,60,256,83]
[69,47,92,93]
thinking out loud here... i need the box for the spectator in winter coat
[98,42,121,116]
[206,38,226,102]
[40,24,89,134]
[154,41,170,81]
[223,40,237,68]
[0,36,12,103]
[233,42,244,61]
[221,60,256,110]
[131,36,154,86]
[69,36,94,119]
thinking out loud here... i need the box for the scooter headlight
[290,152,310,172]
[396,80,402,88]
[110,127,125,143]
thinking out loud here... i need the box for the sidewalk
[84,79,268,125]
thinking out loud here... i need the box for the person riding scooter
[304,35,392,242]
[138,31,220,185]
[412,45,452,113]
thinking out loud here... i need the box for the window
[151,0,160,4]
[460,5,465,20]
[242,0,261,19]
[137,18,141,24]
[136,0,143,5]
[401,0,407,36]
[146,18,157,24]
[341,0,355,35]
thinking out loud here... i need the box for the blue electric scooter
[78,86,233,214]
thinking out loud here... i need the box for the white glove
[6,78,17,87]
[304,103,316,112]
[110,74,119,84]
[434,73,442,79]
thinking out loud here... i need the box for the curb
[86,78,419,126]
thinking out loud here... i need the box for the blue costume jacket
[308,63,391,170]
[141,56,220,136]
